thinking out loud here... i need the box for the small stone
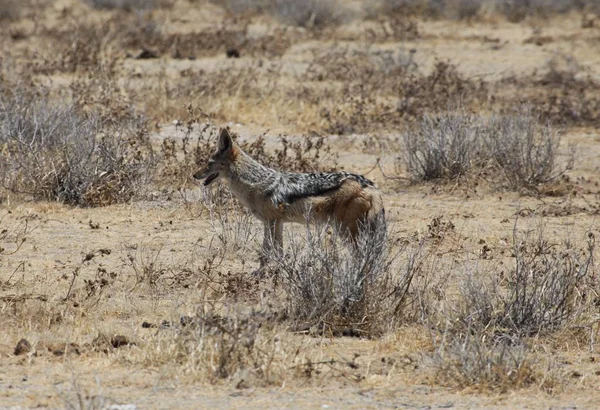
[111,335,133,348]
[14,339,31,356]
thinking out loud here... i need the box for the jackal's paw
[251,266,268,279]
[251,264,280,279]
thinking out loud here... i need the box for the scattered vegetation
[213,0,349,27]
[433,334,535,391]
[430,223,596,390]
[84,0,157,11]
[0,90,154,206]
[270,218,426,336]
[402,108,572,191]
[402,112,481,181]
[457,226,595,337]
[371,0,600,21]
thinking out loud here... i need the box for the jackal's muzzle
[193,168,219,186]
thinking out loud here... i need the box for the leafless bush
[374,0,597,21]
[402,112,481,181]
[0,90,154,206]
[138,303,302,386]
[429,221,594,390]
[509,55,600,128]
[455,225,595,337]
[321,58,486,134]
[495,0,598,22]
[0,212,30,258]
[58,375,110,410]
[84,0,156,11]
[125,240,170,290]
[269,0,350,27]
[0,212,32,288]
[214,0,350,27]
[209,0,269,14]
[402,108,572,190]
[433,332,535,391]
[373,0,447,18]
[482,108,573,190]
[269,217,430,336]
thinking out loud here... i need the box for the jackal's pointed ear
[218,128,233,153]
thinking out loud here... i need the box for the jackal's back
[266,171,376,207]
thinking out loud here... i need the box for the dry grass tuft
[0,89,154,206]
[426,220,596,391]
[401,108,573,191]
[268,219,433,337]
[402,112,480,181]
[433,334,536,391]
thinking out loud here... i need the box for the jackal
[194,128,386,268]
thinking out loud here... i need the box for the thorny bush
[0,89,154,206]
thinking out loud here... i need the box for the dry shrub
[214,0,351,27]
[373,0,598,21]
[513,56,600,127]
[402,112,481,181]
[0,89,154,206]
[456,226,595,337]
[323,60,487,134]
[429,221,595,391]
[120,19,269,59]
[201,187,261,257]
[135,303,305,386]
[401,108,572,191]
[267,0,351,28]
[496,0,598,22]
[433,334,535,391]
[372,0,448,18]
[58,376,110,410]
[84,0,157,11]
[40,20,121,75]
[482,108,573,190]
[157,52,483,134]
[42,11,284,69]
[269,218,431,337]
[0,212,29,259]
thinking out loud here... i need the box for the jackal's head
[193,128,236,186]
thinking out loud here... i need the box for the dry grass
[427,219,597,391]
[269,218,427,337]
[84,0,158,11]
[401,108,573,192]
[0,0,21,21]
[0,89,154,206]
[212,0,351,27]
[372,0,600,21]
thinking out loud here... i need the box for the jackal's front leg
[256,219,283,275]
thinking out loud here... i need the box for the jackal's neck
[227,148,275,187]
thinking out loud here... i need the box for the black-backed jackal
[194,128,386,269]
